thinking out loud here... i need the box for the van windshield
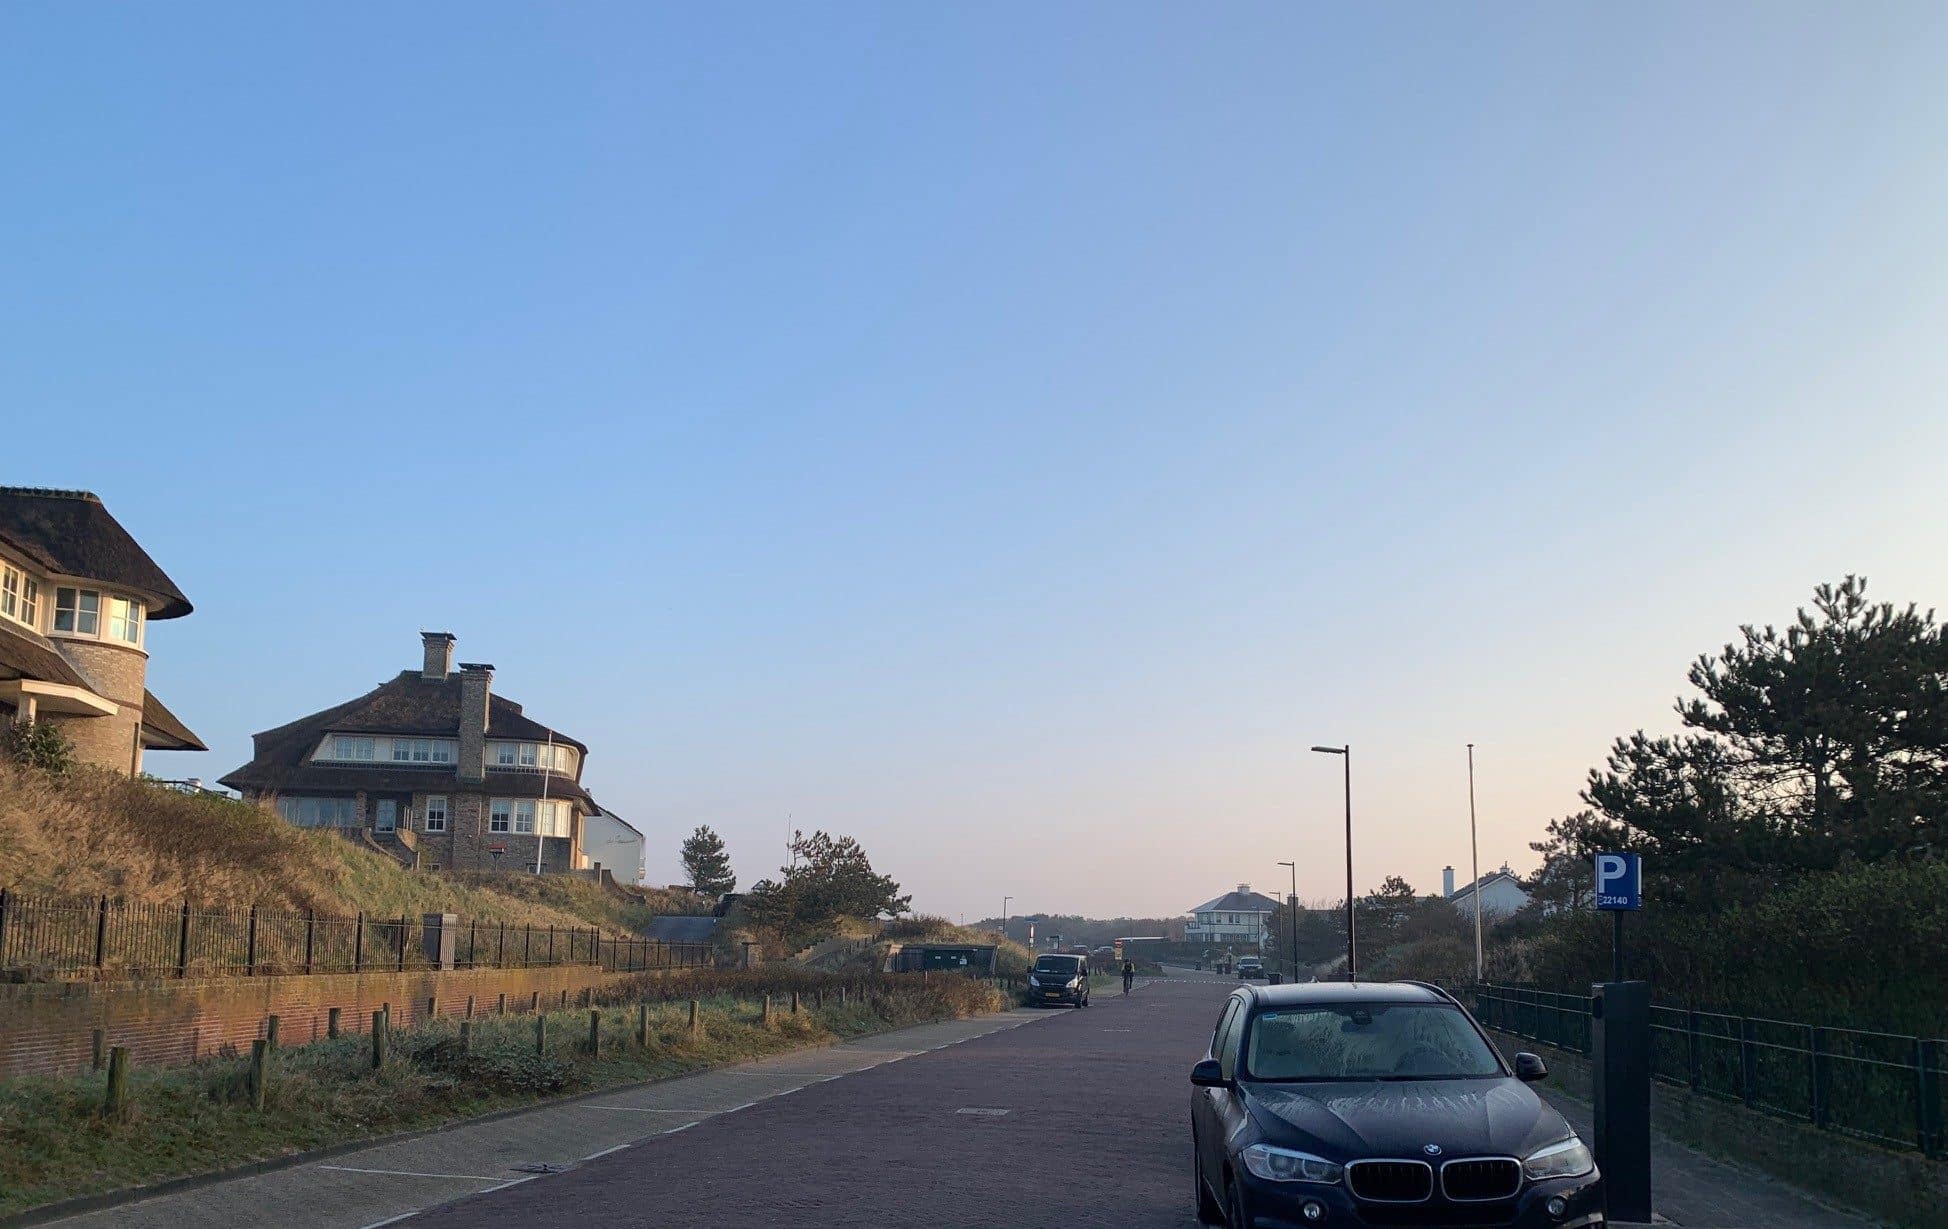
[1033,956,1081,974]
[1244,1004,1501,1081]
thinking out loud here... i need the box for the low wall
[0,964,643,1081]
[1487,1027,1946,1229]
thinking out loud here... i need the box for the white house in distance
[1186,884,1283,950]
[1444,864,1531,918]
[579,807,645,884]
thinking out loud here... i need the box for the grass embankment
[0,970,1003,1217]
[0,760,702,935]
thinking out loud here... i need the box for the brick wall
[0,964,644,1081]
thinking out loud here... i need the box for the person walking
[1121,959,1135,995]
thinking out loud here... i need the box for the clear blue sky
[6,4,1947,919]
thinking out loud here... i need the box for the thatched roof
[0,488,192,619]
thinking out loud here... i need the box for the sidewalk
[30,1009,1046,1229]
[1541,1092,1884,1228]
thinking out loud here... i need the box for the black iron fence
[0,888,714,981]
[1470,982,1946,1160]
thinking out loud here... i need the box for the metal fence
[1470,982,1946,1159]
[0,888,714,981]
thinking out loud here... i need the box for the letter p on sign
[1594,853,1642,911]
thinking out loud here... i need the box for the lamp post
[1002,896,1011,939]
[1310,744,1355,980]
[1276,861,1299,983]
[1467,744,1483,983]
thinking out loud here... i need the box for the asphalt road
[410,972,1234,1228]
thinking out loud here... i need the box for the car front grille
[1441,1157,1522,1201]
[1346,1159,1434,1202]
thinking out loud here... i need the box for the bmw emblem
[1422,1144,1443,1157]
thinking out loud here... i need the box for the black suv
[1190,981,1603,1227]
[1026,953,1091,1007]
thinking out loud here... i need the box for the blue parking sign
[1594,853,1642,911]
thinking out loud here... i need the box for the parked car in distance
[1026,953,1091,1008]
[1234,956,1265,980]
[1190,981,1603,1228]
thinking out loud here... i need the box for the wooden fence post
[249,1039,269,1111]
[588,1009,601,1056]
[266,1014,280,1052]
[535,1013,547,1055]
[497,992,507,1014]
[466,994,475,1018]
[327,1006,341,1039]
[762,995,774,1028]
[460,1020,473,1056]
[638,1001,650,1046]
[790,990,800,1015]
[103,1046,130,1121]
[93,895,109,973]
[91,1028,106,1070]
[371,1010,387,1069]
[689,999,700,1037]
[498,921,506,968]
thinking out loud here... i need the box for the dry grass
[0,761,670,934]
[0,970,1004,1217]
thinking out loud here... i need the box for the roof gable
[0,488,192,619]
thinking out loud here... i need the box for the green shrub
[0,721,74,775]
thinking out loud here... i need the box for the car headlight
[1239,1144,1342,1184]
[1523,1137,1594,1181]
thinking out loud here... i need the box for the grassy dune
[0,760,701,933]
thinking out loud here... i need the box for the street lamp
[1466,744,1483,983]
[1276,861,1299,983]
[1310,744,1355,980]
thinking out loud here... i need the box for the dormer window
[487,741,578,776]
[334,735,377,761]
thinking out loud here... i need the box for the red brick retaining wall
[0,964,642,1080]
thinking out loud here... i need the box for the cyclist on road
[1121,959,1135,995]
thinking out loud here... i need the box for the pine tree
[679,825,736,896]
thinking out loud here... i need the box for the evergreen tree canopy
[678,825,736,896]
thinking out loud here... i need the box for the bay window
[107,596,144,644]
[54,587,100,635]
[487,797,574,838]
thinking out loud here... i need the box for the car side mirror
[1190,1058,1229,1088]
[1513,1052,1548,1082]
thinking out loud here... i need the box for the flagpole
[1467,743,1482,982]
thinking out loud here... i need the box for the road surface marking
[582,1144,631,1161]
[577,1105,717,1114]
[320,1165,509,1182]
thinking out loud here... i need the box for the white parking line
[581,1143,631,1161]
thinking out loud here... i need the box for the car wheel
[1193,1134,1223,1224]
[1226,1175,1251,1228]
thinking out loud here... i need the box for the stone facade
[41,637,149,774]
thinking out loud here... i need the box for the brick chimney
[457,662,493,783]
[421,631,456,679]
[1443,866,1456,897]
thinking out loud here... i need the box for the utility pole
[1002,895,1011,938]
[1467,743,1483,983]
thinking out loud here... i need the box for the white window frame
[54,587,101,636]
[276,796,356,828]
[107,596,144,645]
[489,799,512,833]
[518,743,537,768]
[332,735,376,761]
[495,742,517,766]
[423,795,448,833]
[513,799,536,834]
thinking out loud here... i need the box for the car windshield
[1034,956,1080,974]
[1244,1004,1502,1081]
